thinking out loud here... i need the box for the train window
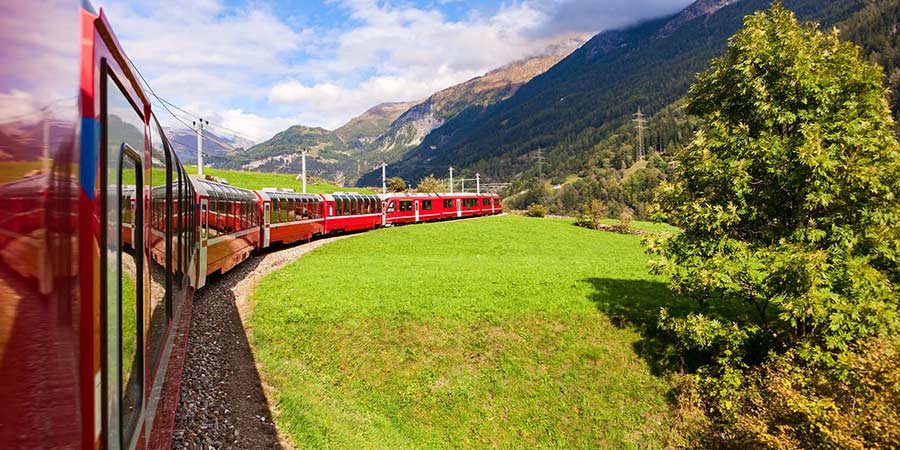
[288,199,296,222]
[103,66,144,447]
[443,199,453,209]
[482,198,490,206]
[422,200,433,211]
[148,118,171,375]
[399,200,413,212]
[386,201,395,213]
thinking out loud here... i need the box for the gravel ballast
[172,235,354,450]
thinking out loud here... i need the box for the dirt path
[172,235,354,450]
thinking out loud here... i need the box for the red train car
[381,193,443,224]
[195,179,259,288]
[321,193,383,234]
[257,189,325,248]
[0,4,200,449]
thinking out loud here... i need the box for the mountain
[356,0,869,187]
[165,127,254,165]
[366,38,584,168]
[220,36,584,184]
[220,125,352,179]
[334,101,418,151]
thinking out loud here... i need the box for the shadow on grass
[583,278,688,376]
[583,278,748,377]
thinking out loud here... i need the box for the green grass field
[184,165,374,194]
[250,216,685,449]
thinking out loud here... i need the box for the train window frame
[100,61,146,450]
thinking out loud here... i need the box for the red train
[0,3,501,449]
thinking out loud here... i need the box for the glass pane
[104,72,143,444]
[119,160,141,437]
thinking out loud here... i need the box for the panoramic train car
[195,179,259,287]
[257,189,325,248]
[0,3,200,449]
[382,193,443,224]
[321,192,383,234]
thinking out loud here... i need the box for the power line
[633,107,646,160]
[123,52,263,146]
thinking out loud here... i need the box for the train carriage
[257,189,325,248]
[322,193,383,234]
[195,180,259,288]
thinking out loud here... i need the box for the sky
[97,0,693,143]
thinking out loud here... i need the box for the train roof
[192,177,256,201]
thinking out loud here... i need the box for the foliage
[647,4,900,446]
[415,174,444,193]
[525,203,546,217]
[250,216,673,448]
[385,176,406,192]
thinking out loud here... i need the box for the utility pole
[449,166,454,193]
[633,107,645,160]
[461,177,465,193]
[476,173,480,195]
[300,147,308,194]
[381,160,386,194]
[194,118,208,176]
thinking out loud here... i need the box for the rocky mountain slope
[366,38,584,165]
[356,0,870,187]
[334,101,418,151]
[218,37,584,184]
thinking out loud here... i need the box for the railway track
[172,235,354,450]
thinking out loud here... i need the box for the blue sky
[98,0,692,142]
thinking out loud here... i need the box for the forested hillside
[358,0,896,216]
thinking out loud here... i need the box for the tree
[386,177,406,192]
[647,4,900,446]
[416,174,443,193]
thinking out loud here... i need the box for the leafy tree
[386,177,407,192]
[416,174,444,193]
[647,4,900,446]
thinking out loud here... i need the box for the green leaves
[648,3,900,446]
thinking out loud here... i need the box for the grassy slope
[250,216,680,449]
[184,165,375,194]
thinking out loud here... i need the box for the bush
[386,177,406,192]
[617,211,632,232]
[526,203,546,218]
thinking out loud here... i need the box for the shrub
[526,203,546,218]
[416,174,443,193]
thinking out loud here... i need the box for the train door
[198,198,208,288]
[456,198,462,218]
[414,200,420,222]
[263,201,271,248]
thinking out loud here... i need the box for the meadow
[183,165,374,194]
[249,215,688,449]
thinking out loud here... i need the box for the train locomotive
[0,3,501,449]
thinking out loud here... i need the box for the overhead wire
[123,52,262,150]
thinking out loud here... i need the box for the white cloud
[97,0,693,139]
[267,0,593,129]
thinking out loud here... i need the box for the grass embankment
[250,216,683,448]
[184,165,374,194]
